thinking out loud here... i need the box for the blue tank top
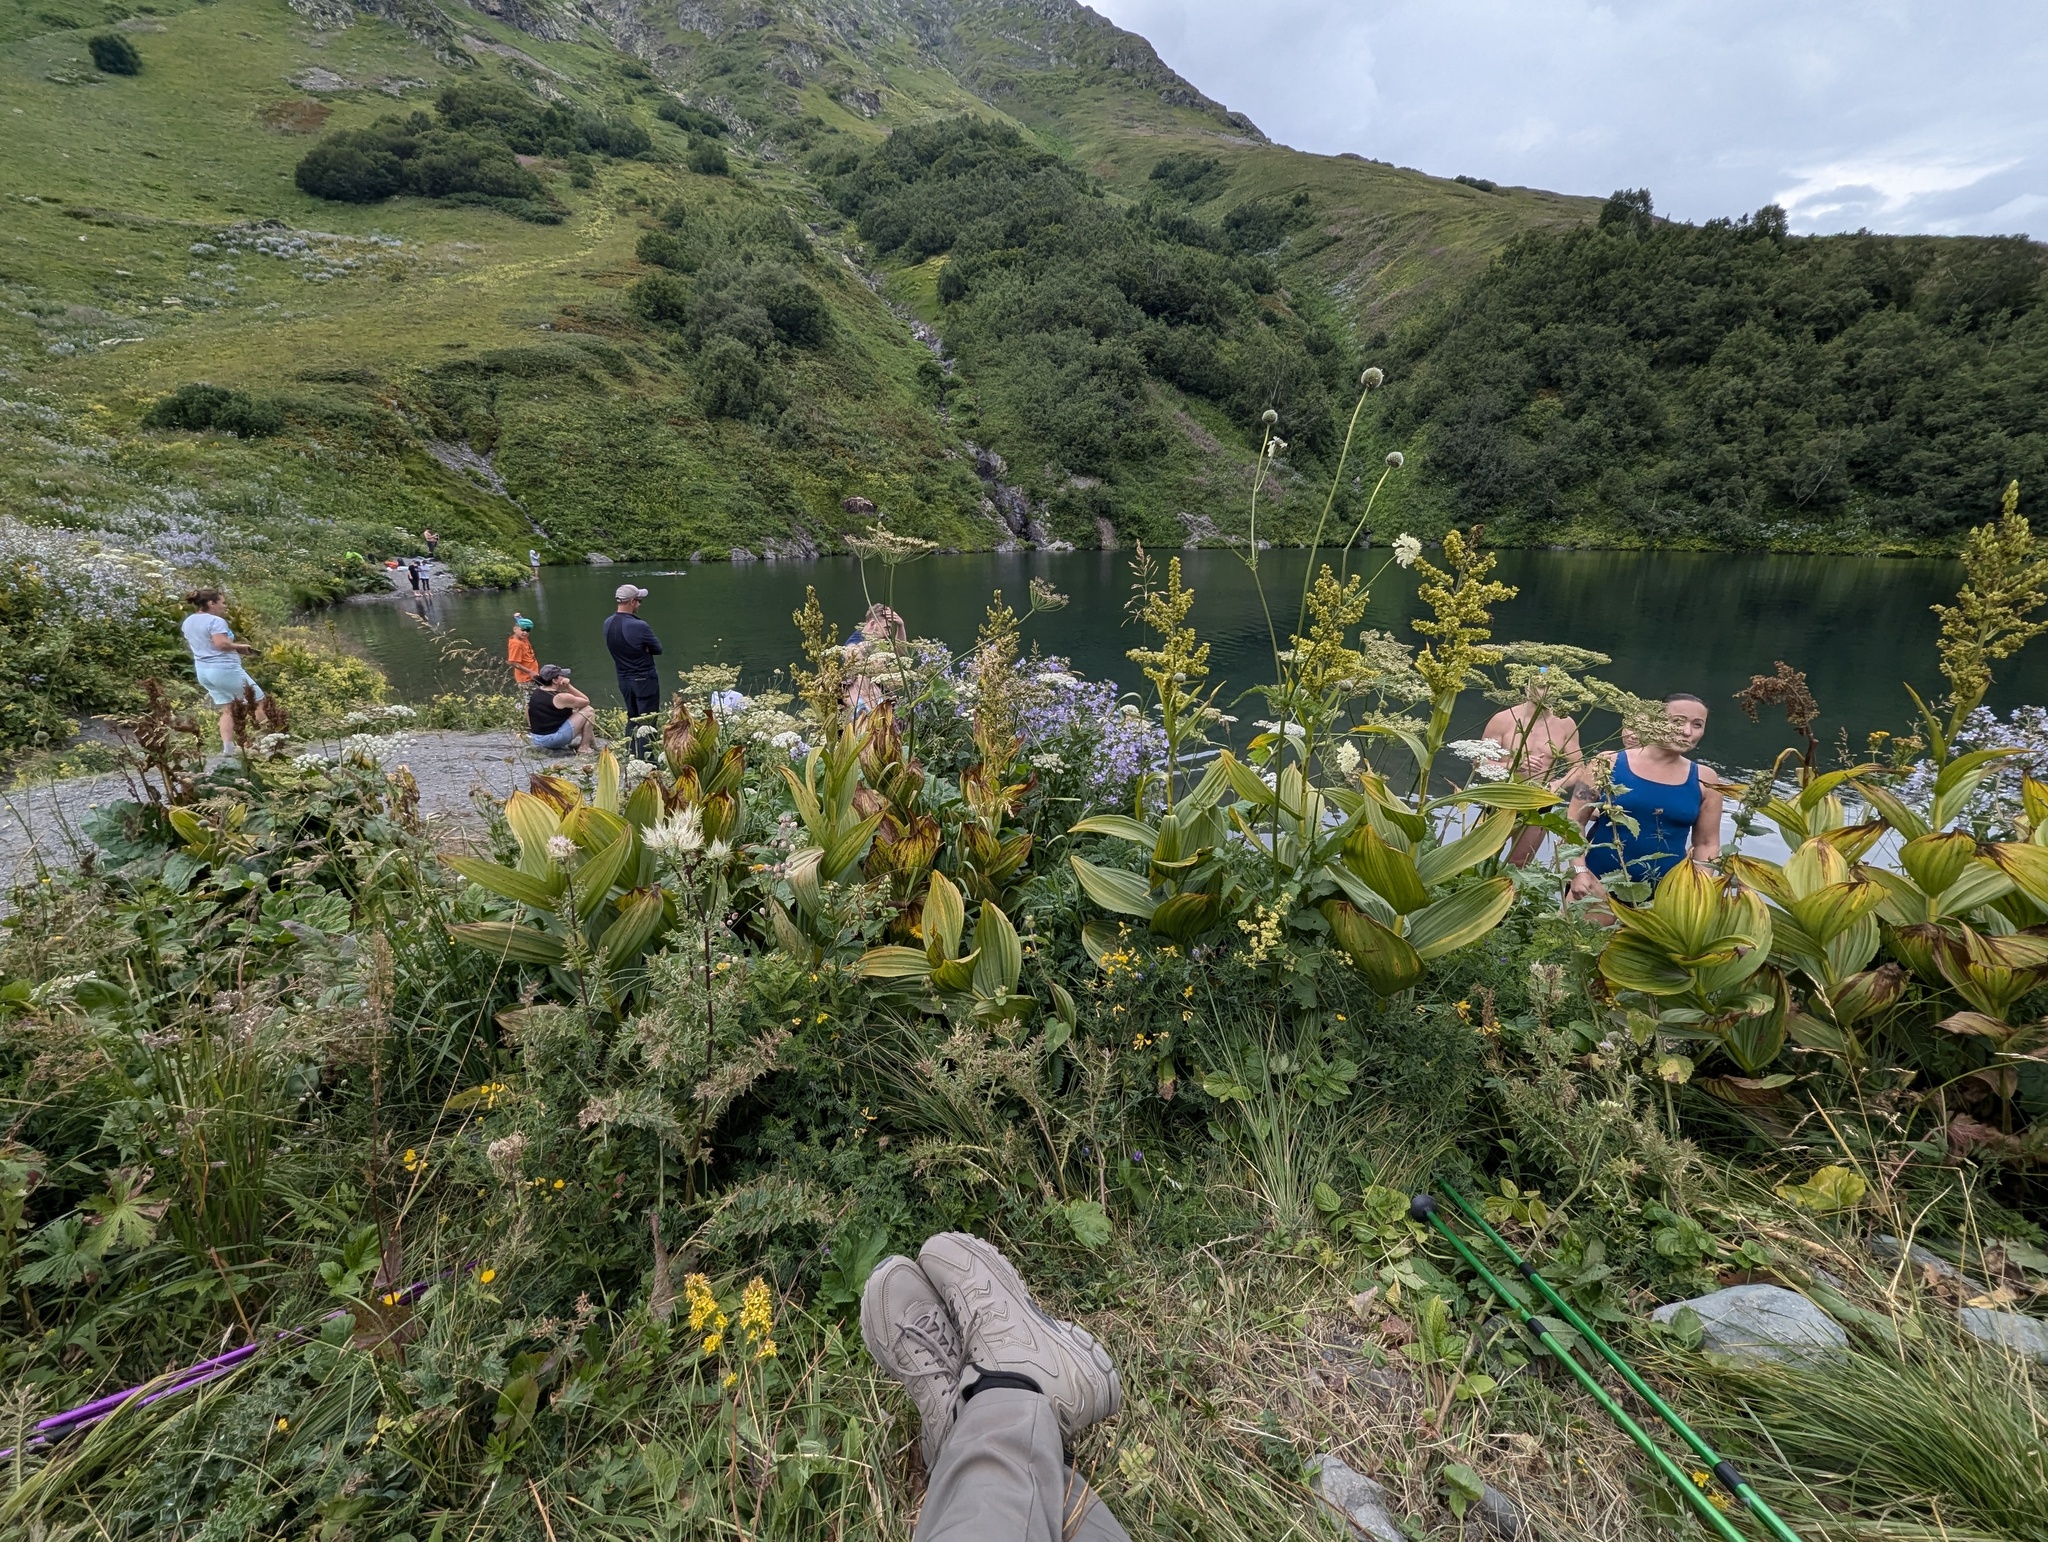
[1585,749,1702,884]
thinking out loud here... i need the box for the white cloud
[1091,0,2048,236]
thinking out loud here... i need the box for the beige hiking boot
[916,1231,1121,1438]
[860,1255,966,1468]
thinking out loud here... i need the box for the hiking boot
[860,1255,965,1469]
[917,1231,1120,1437]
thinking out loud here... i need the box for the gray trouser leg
[914,1389,1130,1542]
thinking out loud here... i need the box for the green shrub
[631,270,693,326]
[657,99,726,138]
[256,626,389,731]
[142,383,284,439]
[636,229,697,272]
[86,33,139,74]
[443,541,527,590]
[688,137,729,176]
[697,334,782,420]
[0,522,185,752]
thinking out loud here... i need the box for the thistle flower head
[1392,533,1423,568]
[1361,366,1384,388]
[1260,408,1279,425]
[1385,451,1405,469]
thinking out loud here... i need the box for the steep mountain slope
[1,0,1595,600]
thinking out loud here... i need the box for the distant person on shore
[526,664,596,755]
[423,528,439,559]
[507,614,538,686]
[406,560,424,594]
[1566,693,1724,901]
[1478,668,1583,865]
[181,589,266,752]
[529,548,542,578]
[604,584,663,750]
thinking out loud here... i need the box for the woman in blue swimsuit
[1567,693,1723,900]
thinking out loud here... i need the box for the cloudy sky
[1088,0,2046,236]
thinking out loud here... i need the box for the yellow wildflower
[479,1267,497,1285]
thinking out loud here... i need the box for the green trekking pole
[1438,1182,1804,1542]
[1407,1195,1752,1542]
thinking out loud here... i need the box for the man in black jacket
[604,583,664,752]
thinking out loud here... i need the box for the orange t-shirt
[508,631,538,685]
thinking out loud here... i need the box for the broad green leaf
[821,812,884,883]
[1407,875,1515,961]
[448,921,569,966]
[1049,981,1078,1030]
[1937,861,2015,917]
[1932,749,2025,830]
[1321,900,1425,995]
[1081,921,1121,966]
[1416,808,1515,888]
[621,777,663,831]
[593,748,621,814]
[972,902,1023,998]
[857,946,935,981]
[1775,1164,1867,1214]
[1067,814,1159,847]
[1218,752,1277,808]
[922,871,966,960]
[1899,832,1979,899]
[1179,755,1236,818]
[932,952,980,994]
[1725,854,1792,907]
[445,855,565,911]
[1785,881,1886,947]
[1425,782,1562,813]
[573,830,639,920]
[1342,825,1431,914]
[1854,779,1928,841]
[1064,1199,1112,1249]
[564,805,626,852]
[504,791,564,876]
[1984,841,2048,908]
[598,887,668,962]
[1816,820,1888,864]
[1069,856,1158,919]
[1151,890,1220,943]
[1799,765,1883,811]
[1598,930,1694,996]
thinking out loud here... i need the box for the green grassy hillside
[1,0,1600,604]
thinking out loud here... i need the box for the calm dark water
[324,548,2047,771]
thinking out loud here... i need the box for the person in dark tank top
[1565,693,1725,903]
[526,663,597,755]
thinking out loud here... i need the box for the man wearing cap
[507,614,539,686]
[527,664,597,755]
[604,584,664,749]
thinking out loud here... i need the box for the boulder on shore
[1651,1284,1847,1363]
[1308,1454,1405,1542]
[1958,1307,2048,1362]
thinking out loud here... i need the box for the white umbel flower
[546,835,579,865]
[643,806,705,855]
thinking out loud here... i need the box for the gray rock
[1958,1308,2048,1363]
[1870,1234,1986,1291]
[584,552,613,565]
[1475,1483,1523,1538]
[1652,1284,1848,1364]
[1308,1454,1405,1542]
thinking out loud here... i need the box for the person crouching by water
[527,664,597,755]
[507,613,538,686]
[182,589,267,753]
[1566,692,1723,902]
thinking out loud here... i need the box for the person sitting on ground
[1566,692,1723,902]
[863,1231,1126,1542]
[181,589,268,753]
[507,614,538,686]
[1478,668,1583,866]
[526,663,597,755]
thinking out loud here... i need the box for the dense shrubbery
[86,32,138,74]
[141,382,283,439]
[293,82,654,221]
[441,540,528,590]
[257,626,390,731]
[818,119,1352,520]
[1379,188,2048,547]
[0,521,185,751]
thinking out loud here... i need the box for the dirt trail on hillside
[0,730,552,885]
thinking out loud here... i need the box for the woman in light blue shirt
[181,589,266,751]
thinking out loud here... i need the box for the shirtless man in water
[1479,674,1584,865]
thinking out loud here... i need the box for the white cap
[615,583,649,602]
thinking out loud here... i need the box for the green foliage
[85,32,137,74]
[441,541,527,590]
[141,383,283,439]
[1380,193,2048,547]
[825,117,1354,531]
[687,137,730,176]
[256,626,389,731]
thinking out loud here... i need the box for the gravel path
[0,729,554,884]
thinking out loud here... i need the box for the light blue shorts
[194,658,264,707]
[529,719,579,751]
